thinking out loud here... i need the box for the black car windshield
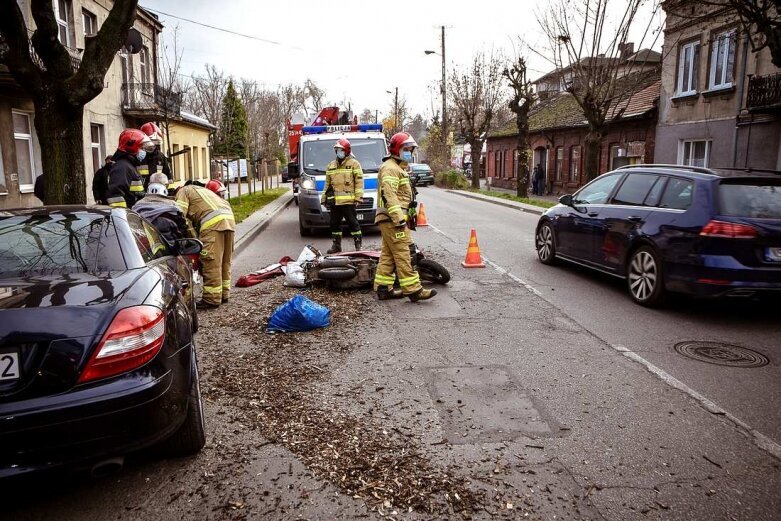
[301,138,386,175]
[0,212,126,278]
[412,165,432,172]
[719,180,781,219]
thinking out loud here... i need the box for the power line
[141,6,302,50]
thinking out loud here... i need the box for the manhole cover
[674,341,769,368]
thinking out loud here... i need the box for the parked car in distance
[409,163,435,186]
[535,164,781,307]
[281,166,290,183]
[0,206,206,478]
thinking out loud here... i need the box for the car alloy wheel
[536,223,556,265]
[627,247,665,306]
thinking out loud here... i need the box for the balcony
[121,83,182,117]
[747,73,781,113]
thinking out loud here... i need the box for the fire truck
[287,107,388,236]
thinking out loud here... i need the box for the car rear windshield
[0,212,126,278]
[718,179,781,219]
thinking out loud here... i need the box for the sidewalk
[233,187,294,255]
[481,178,561,205]
[447,188,550,216]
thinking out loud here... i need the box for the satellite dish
[124,28,143,54]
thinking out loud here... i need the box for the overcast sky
[140,0,663,121]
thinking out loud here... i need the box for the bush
[434,169,470,189]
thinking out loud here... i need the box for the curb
[446,190,546,216]
[234,193,295,256]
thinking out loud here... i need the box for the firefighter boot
[327,236,342,254]
[377,286,404,300]
[409,287,437,302]
[353,235,362,251]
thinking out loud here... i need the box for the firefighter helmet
[147,183,168,196]
[206,179,227,196]
[140,122,163,145]
[117,129,154,154]
[388,132,418,158]
[333,138,351,156]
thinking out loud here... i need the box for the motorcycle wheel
[417,258,451,284]
[318,267,357,280]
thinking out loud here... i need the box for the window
[90,124,105,175]
[569,146,581,182]
[555,147,563,181]
[13,111,36,190]
[676,40,700,96]
[718,180,781,218]
[660,178,694,210]
[504,150,510,179]
[574,173,622,205]
[127,213,169,263]
[53,0,72,47]
[612,174,660,206]
[494,151,503,177]
[140,46,149,85]
[679,139,710,167]
[709,29,736,90]
[82,8,96,37]
[644,177,666,207]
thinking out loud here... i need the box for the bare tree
[303,78,326,114]
[358,108,375,124]
[503,56,536,198]
[157,25,185,158]
[0,0,139,204]
[538,0,661,182]
[187,64,228,130]
[698,1,781,67]
[449,52,506,189]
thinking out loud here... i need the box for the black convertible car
[0,206,205,478]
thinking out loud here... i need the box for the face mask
[137,150,147,162]
[336,150,346,160]
[401,151,413,163]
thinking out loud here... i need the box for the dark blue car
[535,165,781,306]
[0,206,205,478]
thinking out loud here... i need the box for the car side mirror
[175,238,203,255]
[559,194,573,206]
[287,162,300,179]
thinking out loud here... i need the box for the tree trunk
[469,138,481,190]
[35,95,87,205]
[584,128,603,183]
[515,127,530,198]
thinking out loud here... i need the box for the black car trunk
[0,271,151,401]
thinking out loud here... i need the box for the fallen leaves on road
[198,280,482,516]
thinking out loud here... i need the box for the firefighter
[133,173,192,246]
[322,138,364,253]
[106,129,154,208]
[175,179,235,309]
[373,132,436,302]
[139,122,172,190]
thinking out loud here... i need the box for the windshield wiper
[363,168,379,173]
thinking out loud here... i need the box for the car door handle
[588,212,599,217]
[627,216,642,222]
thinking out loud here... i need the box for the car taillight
[78,305,165,384]
[699,220,758,239]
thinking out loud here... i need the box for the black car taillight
[78,306,165,384]
[699,220,758,239]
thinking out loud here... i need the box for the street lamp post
[425,26,447,164]
[385,87,399,133]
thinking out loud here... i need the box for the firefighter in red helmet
[322,137,364,253]
[139,122,172,190]
[206,179,228,198]
[105,129,154,208]
[373,132,436,301]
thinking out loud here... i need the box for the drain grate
[674,341,769,368]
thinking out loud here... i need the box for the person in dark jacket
[91,155,114,204]
[34,174,45,204]
[106,129,154,208]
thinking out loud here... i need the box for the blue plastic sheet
[267,295,331,333]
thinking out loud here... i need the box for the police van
[289,123,387,236]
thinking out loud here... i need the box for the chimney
[620,42,635,60]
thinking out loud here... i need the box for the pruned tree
[449,52,506,189]
[538,0,661,182]
[503,56,536,198]
[358,108,375,124]
[186,64,227,130]
[0,0,139,204]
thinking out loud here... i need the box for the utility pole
[441,25,448,159]
[394,87,399,134]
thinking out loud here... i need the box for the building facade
[0,1,183,209]
[167,111,216,186]
[655,0,781,170]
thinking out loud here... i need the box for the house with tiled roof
[486,70,660,194]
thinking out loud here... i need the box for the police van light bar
[302,124,383,134]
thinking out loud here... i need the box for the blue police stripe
[315,176,378,192]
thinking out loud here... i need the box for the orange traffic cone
[417,202,430,227]
[461,228,486,268]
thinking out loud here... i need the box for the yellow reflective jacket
[322,156,364,205]
[375,158,412,225]
[175,185,235,235]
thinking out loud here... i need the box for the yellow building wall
[166,121,212,187]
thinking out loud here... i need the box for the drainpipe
[732,33,750,167]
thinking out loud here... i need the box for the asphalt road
[414,188,781,447]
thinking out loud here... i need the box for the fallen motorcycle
[304,244,450,290]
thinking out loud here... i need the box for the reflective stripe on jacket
[321,156,364,205]
[374,158,412,225]
[175,185,236,234]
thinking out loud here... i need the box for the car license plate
[357,213,364,221]
[0,350,21,382]
[766,247,781,262]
